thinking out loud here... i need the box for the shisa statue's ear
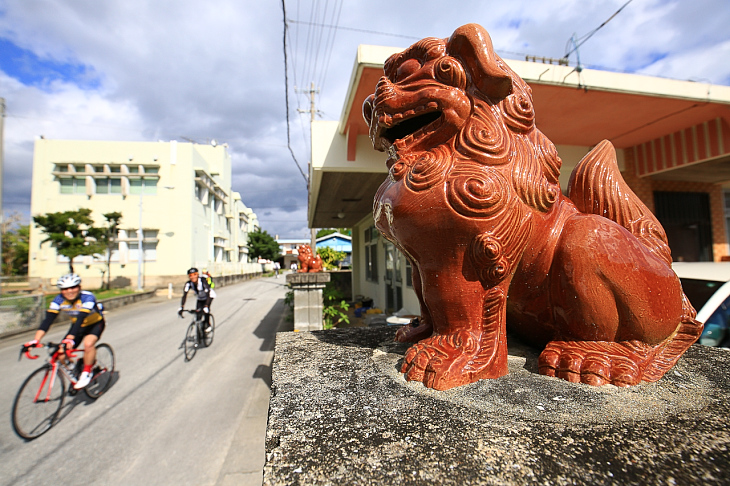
[446,23,512,100]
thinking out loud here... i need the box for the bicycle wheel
[12,366,66,440]
[184,322,198,361]
[85,343,116,399]
[203,314,215,347]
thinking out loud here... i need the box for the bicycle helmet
[187,267,199,275]
[57,273,82,289]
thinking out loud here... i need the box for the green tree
[2,212,29,275]
[317,246,345,270]
[248,228,281,261]
[100,212,123,289]
[316,228,351,238]
[33,208,107,273]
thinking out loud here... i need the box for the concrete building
[309,44,730,315]
[30,139,263,289]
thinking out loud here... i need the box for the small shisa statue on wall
[297,244,323,273]
[363,23,703,390]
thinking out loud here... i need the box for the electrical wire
[287,18,421,40]
[564,0,634,59]
[281,0,309,186]
[316,0,343,95]
[310,1,329,89]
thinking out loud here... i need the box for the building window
[124,229,158,261]
[654,191,713,262]
[95,177,122,194]
[59,177,85,194]
[364,226,379,282]
[108,244,120,262]
[405,259,413,288]
[129,177,158,195]
[128,241,157,261]
[55,164,69,172]
[128,229,159,239]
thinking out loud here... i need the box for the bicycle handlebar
[20,346,40,361]
[20,341,80,361]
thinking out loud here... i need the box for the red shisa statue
[363,23,703,390]
[297,244,323,273]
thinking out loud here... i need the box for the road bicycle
[11,341,116,440]
[182,309,216,361]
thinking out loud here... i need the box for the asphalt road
[0,275,289,486]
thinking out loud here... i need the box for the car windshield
[679,278,725,311]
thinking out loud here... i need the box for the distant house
[277,237,309,270]
[316,232,352,267]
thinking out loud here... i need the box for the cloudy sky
[1,0,729,238]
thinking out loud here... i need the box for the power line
[564,0,633,60]
[281,0,309,186]
[316,0,343,94]
[310,1,329,89]
[287,18,421,40]
[299,0,318,89]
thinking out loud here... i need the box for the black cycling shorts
[71,320,106,342]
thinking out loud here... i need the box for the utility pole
[298,82,319,252]
[0,98,5,288]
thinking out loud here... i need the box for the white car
[672,262,730,348]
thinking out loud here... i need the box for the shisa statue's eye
[434,56,466,90]
[395,58,421,82]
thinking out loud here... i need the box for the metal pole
[137,192,143,291]
[308,83,317,252]
[0,98,5,288]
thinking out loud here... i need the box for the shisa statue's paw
[401,331,478,390]
[394,317,433,343]
[400,330,509,390]
[538,341,647,387]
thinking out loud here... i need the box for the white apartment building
[29,139,262,289]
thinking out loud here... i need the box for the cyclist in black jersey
[22,273,106,389]
[178,267,216,330]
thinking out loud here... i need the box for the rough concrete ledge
[264,326,730,485]
[286,272,331,285]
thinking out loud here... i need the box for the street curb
[215,295,290,486]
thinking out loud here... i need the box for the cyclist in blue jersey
[22,273,105,390]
